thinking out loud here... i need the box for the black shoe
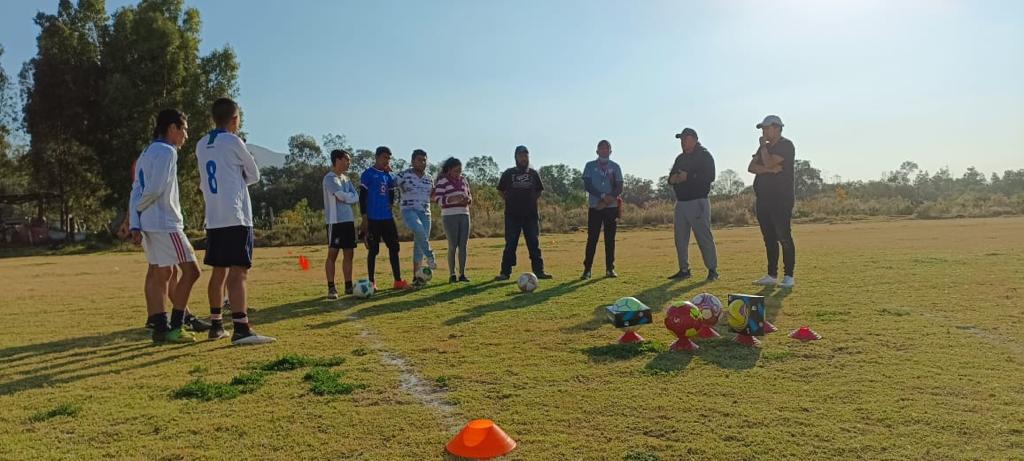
[494,274,510,281]
[413,277,426,288]
[668,270,692,280]
[449,275,458,284]
[581,271,592,280]
[185,314,212,333]
[459,275,470,283]
[606,270,618,278]
[344,286,354,295]
[208,325,229,340]
[144,319,156,330]
[706,271,720,281]
[536,273,553,280]
[151,329,168,343]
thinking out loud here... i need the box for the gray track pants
[674,198,718,273]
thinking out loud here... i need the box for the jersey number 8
[206,160,218,194]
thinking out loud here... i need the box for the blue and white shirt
[395,169,434,213]
[128,141,184,232]
[359,167,396,220]
[195,129,260,229]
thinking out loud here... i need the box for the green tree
[621,174,655,206]
[538,164,583,203]
[794,159,823,199]
[286,134,324,167]
[465,155,500,185]
[711,169,745,197]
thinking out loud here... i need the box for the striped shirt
[433,175,471,216]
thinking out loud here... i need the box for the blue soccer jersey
[359,167,396,220]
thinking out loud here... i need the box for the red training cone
[670,337,699,352]
[618,330,644,344]
[733,334,761,347]
[763,321,778,334]
[298,255,310,271]
[446,419,516,460]
[789,326,821,341]
[697,325,721,338]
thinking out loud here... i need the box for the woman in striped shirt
[433,157,473,283]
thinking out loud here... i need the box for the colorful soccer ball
[665,300,703,339]
[691,293,723,326]
[517,272,539,292]
[612,296,647,312]
[415,266,433,283]
[727,298,748,332]
[353,279,375,299]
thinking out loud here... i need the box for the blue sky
[2,0,1022,183]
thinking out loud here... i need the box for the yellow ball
[727,299,747,330]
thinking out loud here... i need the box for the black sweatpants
[367,218,401,282]
[755,199,795,278]
[583,207,618,271]
[500,213,544,275]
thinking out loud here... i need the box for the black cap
[674,128,698,139]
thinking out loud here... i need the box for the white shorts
[141,230,197,267]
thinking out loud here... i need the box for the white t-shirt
[128,141,184,232]
[195,129,260,229]
[322,171,359,224]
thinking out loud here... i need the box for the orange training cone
[447,419,516,460]
[298,255,310,271]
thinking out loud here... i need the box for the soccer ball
[691,293,723,326]
[727,298,748,331]
[665,300,703,339]
[612,296,646,312]
[353,279,375,299]
[415,266,433,283]
[517,272,539,293]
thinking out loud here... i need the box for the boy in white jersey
[396,149,437,286]
[323,149,360,298]
[127,109,202,343]
[196,98,274,345]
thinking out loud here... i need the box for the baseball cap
[674,127,698,139]
[515,145,529,155]
[756,115,784,129]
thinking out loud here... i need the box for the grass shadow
[644,351,695,375]
[583,340,668,363]
[333,280,503,324]
[443,278,596,325]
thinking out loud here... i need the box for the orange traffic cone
[446,419,516,460]
[298,255,310,271]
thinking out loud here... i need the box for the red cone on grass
[763,320,778,333]
[618,330,644,344]
[789,326,821,341]
[446,419,516,460]
[697,325,720,338]
[669,337,699,352]
[298,255,310,271]
[733,334,761,347]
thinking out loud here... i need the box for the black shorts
[367,219,400,253]
[327,222,357,249]
[204,225,254,268]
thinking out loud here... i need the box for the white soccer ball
[517,272,539,293]
[415,266,433,283]
[353,279,375,298]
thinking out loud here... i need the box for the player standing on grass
[128,109,203,343]
[396,149,438,287]
[360,146,411,290]
[323,149,360,298]
[196,98,275,345]
[748,115,797,289]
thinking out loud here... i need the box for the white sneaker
[780,276,795,289]
[753,275,778,286]
[231,332,277,346]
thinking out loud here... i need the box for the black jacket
[668,144,716,201]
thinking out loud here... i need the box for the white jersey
[195,129,260,229]
[323,171,359,224]
[128,141,184,232]
[396,169,433,213]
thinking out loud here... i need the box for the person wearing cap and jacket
[747,115,796,289]
[580,139,623,279]
[666,127,719,282]
[495,145,552,280]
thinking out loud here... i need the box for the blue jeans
[401,208,435,265]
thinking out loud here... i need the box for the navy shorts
[204,225,254,268]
